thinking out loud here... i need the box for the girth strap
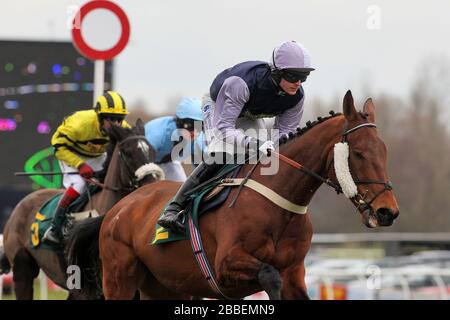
[219,178,308,214]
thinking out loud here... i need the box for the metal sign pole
[93,59,105,105]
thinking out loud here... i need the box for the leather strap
[220,178,308,214]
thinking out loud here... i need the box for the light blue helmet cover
[175,97,203,121]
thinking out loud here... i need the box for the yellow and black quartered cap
[94,91,129,115]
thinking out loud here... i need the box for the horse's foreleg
[101,238,141,300]
[258,263,282,300]
[218,251,283,299]
[12,248,40,300]
[138,271,190,300]
[280,266,310,300]
[216,248,263,293]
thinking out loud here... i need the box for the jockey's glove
[258,140,275,156]
[78,163,94,179]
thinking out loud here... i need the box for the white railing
[312,232,450,243]
[3,268,450,300]
[307,268,450,300]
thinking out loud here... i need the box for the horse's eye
[121,149,131,157]
[354,150,365,159]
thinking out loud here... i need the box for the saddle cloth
[29,185,101,249]
[151,164,242,245]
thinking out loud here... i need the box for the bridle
[116,135,154,190]
[86,135,155,192]
[340,122,393,212]
[274,121,393,213]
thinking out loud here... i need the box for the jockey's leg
[42,187,80,244]
[43,161,85,244]
[157,160,223,234]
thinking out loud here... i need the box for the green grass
[2,279,68,300]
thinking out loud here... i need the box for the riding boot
[157,161,223,234]
[42,187,80,244]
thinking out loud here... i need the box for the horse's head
[103,119,164,189]
[333,90,399,228]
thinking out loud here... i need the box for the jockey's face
[279,78,302,95]
[190,129,199,140]
[178,119,201,140]
[99,116,123,134]
[180,128,199,141]
[103,116,123,125]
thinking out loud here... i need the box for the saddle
[30,185,101,249]
[151,164,243,245]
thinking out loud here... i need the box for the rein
[272,151,342,192]
[84,178,122,192]
[274,122,393,212]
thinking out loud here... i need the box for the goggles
[100,115,124,124]
[177,118,202,132]
[281,70,309,83]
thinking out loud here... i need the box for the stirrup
[42,227,60,244]
[172,210,187,235]
[179,210,186,224]
[158,209,186,235]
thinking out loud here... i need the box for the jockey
[42,91,130,244]
[144,97,205,182]
[158,40,315,234]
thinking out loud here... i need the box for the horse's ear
[135,118,145,135]
[363,98,376,123]
[343,90,358,122]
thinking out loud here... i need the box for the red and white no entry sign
[71,0,130,61]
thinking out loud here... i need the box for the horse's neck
[89,146,128,215]
[255,116,344,206]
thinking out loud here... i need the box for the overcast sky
[1,0,450,116]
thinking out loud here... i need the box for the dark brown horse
[69,91,399,299]
[1,119,163,299]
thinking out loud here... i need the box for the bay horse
[1,119,163,299]
[69,91,399,299]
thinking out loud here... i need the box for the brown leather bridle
[85,135,154,192]
[273,122,393,213]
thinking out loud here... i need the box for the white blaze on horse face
[333,142,358,198]
[137,140,150,155]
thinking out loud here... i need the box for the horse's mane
[278,110,369,146]
[278,110,343,146]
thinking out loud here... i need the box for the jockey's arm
[52,121,84,168]
[214,76,252,147]
[52,139,85,169]
[272,95,305,141]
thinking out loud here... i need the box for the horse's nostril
[376,208,394,219]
